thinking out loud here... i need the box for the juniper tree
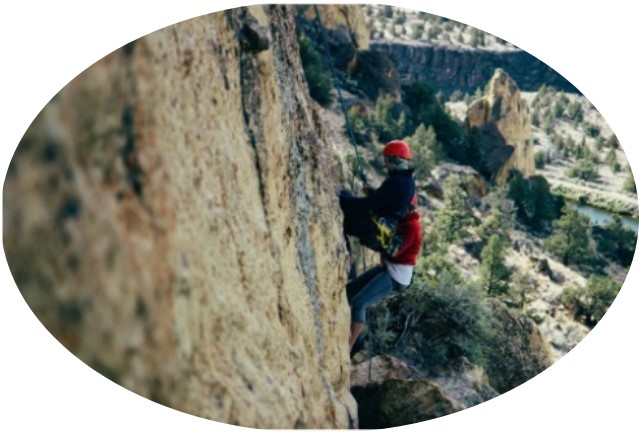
[430,174,476,247]
[477,188,515,244]
[595,215,637,267]
[545,207,596,267]
[479,234,513,297]
[508,172,558,234]
[407,123,443,181]
[560,276,621,327]
[528,176,557,233]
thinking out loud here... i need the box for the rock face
[466,69,535,183]
[3,5,356,429]
[371,40,579,96]
[351,356,460,428]
[297,4,369,71]
[485,299,552,393]
[350,355,497,428]
[349,50,402,100]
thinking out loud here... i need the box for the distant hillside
[365,5,578,95]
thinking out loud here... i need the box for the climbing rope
[312,5,366,192]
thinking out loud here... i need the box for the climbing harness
[371,215,397,252]
[312,4,367,191]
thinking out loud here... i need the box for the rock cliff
[296,4,369,71]
[371,40,579,96]
[466,69,535,182]
[3,5,356,429]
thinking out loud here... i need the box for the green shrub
[510,273,538,309]
[414,253,462,283]
[534,152,546,169]
[402,81,466,163]
[406,124,443,181]
[567,159,599,181]
[479,235,513,297]
[545,206,597,267]
[607,134,620,149]
[430,174,476,246]
[401,274,494,367]
[584,123,601,138]
[623,171,636,193]
[560,276,621,327]
[298,33,333,107]
[411,22,425,39]
[477,188,515,244]
[595,215,637,267]
[566,99,584,122]
[604,148,618,168]
[507,172,560,234]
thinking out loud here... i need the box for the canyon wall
[371,40,579,96]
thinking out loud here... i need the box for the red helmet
[383,140,411,160]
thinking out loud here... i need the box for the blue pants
[347,265,404,324]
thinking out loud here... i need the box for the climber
[346,193,422,352]
[339,140,416,254]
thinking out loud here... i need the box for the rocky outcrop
[371,40,579,96]
[3,5,356,429]
[466,69,535,183]
[350,355,497,428]
[349,50,402,100]
[485,299,552,393]
[296,4,369,71]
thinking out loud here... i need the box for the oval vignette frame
[1,2,638,433]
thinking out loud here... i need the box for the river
[570,202,639,233]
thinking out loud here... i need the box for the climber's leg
[348,270,393,350]
[346,265,384,305]
[349,322,365,349]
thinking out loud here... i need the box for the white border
[1,1,637,432]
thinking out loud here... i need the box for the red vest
[382,211,422,265]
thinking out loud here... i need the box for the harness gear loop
[371,215,396,251]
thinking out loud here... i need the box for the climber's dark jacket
[339,169,415,252]
[339,169,415,221]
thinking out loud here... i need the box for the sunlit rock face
[466,68,535,183]
[3,5,357,429]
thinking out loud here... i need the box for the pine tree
[480,234,512,296]
[477,188,515,244]
[431,174,476,247]
[408,123,443,181]
[528,176,557,233]
[545,207,596,266]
